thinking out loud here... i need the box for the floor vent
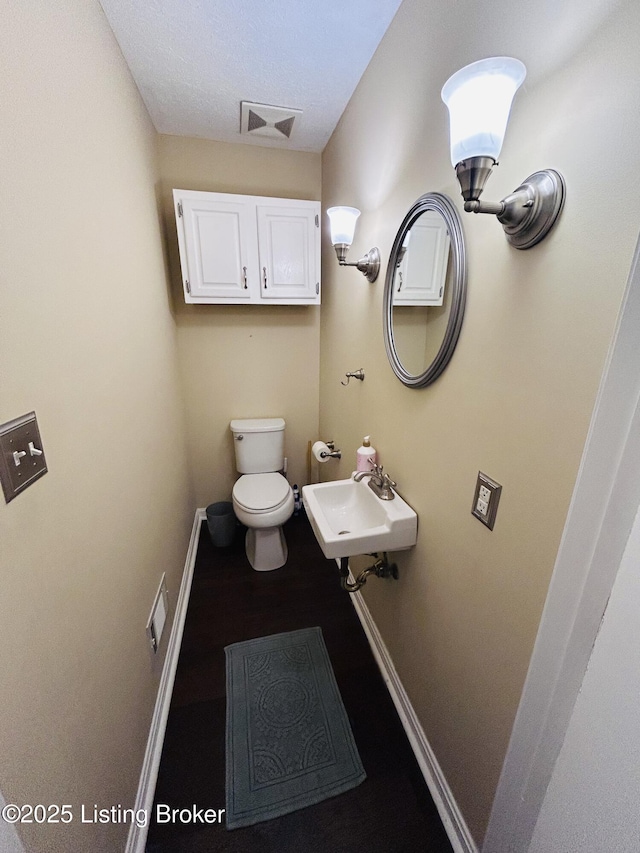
[146,574,168,654]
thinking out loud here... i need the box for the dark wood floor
[146,513,453,852]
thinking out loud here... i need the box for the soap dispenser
[356,436,377,472]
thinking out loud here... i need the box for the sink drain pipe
[339,554,398,593]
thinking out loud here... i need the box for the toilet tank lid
[230,417,285,433]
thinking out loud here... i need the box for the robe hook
[341,369,365,386]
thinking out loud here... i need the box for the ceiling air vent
[240,101,302,141]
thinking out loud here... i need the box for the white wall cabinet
[173,189,321,305]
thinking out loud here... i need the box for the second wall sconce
[327,206,380,281]
[441,57,565,249]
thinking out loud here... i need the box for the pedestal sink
[301,475,418,560]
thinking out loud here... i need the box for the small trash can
[206,501,237,548]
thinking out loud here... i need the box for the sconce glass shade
[441,57,526,167]
[327,206,360,246]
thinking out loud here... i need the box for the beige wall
[1,2,193,850]
[157,135,322,505]
[321,0,640,843]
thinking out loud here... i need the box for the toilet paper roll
[312,440,331,462]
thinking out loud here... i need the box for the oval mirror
[383,193,467,387]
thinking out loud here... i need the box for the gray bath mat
[225,626,366,829]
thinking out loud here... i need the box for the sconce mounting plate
[498,169,566,250]
[358,247,380,282]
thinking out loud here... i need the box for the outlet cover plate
[471,471,502,530]
[0,412,48,503]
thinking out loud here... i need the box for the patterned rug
[225,626,366,829]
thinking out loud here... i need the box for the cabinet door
[256,202,320,303]
[177,196,257,302]
[394,211,450,306]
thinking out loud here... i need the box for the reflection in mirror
[383,193,466,387]
[392,262,453,376]
[394,211,450,306]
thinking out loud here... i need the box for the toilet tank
[230,418,285,474]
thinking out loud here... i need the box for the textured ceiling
[98,0,404,152]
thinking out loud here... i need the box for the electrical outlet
[471,472,502,530]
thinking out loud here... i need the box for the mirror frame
[383,192,467,388]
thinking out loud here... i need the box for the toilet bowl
[232,473,295,571]
[229,418,294,571]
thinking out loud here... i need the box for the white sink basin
[302,476,418,560]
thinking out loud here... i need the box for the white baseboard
[0,791,26,852]
[126,508,205,853]
[346,577,478,853]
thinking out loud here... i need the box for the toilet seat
[232,473,291,514]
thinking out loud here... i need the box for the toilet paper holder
[320,441,341,460]
[315,440,342,460]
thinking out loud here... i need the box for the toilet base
[245,526,288,571]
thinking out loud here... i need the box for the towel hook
[341,369,365,386]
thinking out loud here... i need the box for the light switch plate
[471,471,502,530]
[0,412,48,503]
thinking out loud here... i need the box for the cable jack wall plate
[471,471,502,530]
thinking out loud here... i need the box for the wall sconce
[326,206,380,281]
[441,57,565,249]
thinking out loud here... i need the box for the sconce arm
[332,245,380,282]
[455,160,565,250]
[464,199,506,216]
[465,185,536,225]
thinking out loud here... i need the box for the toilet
[230,417,294,571]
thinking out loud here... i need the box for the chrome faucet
[354,464,397,500]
